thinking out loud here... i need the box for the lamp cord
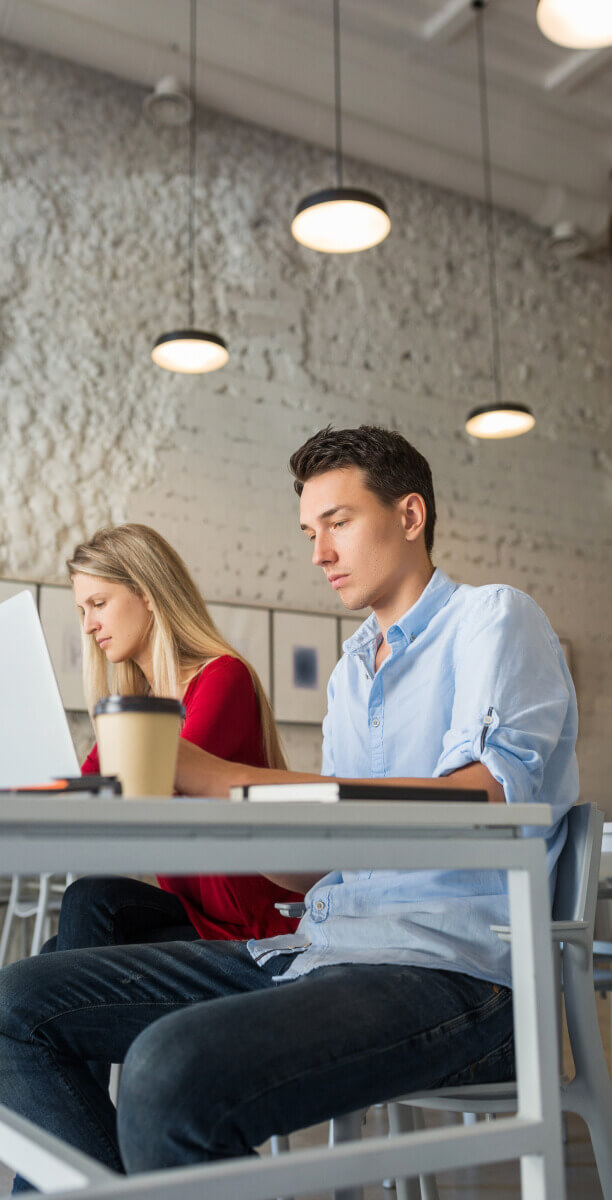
[188,0,196,328]
[473,0,503,409]
[333,0,343,188]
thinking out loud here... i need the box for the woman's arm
[175,737,321,796]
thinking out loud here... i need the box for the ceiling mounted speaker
[545,221,590,260]
[143,76,193,127]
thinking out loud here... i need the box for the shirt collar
[342,568,457,659]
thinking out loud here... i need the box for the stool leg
[330,1111,365,1200]
[0,876,20,967]
[29,874,51,956]
[387,1103,440,1200]
[270,1133,292,1200]
[270,1135,290,1155]
[108,1063,122,1108]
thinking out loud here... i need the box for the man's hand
[444,761,505,804]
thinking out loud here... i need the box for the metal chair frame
[386,803,611,1200]
[274,804,611,1200]
[0,874,72,966]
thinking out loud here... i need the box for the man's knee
[60,876,116,919]
[117,1012,250,1172]
[55,876,120,949]
[117,1019,201,1170]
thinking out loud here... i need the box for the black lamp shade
[291,187,391,253]
[465,403,536,439]
[152,330,229,374]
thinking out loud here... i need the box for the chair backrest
[552,802,603,928]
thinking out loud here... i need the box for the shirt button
[410,634,416,643]
[315,900,325,910]
[371,718,380,727]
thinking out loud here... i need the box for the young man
[0,425,577,1184]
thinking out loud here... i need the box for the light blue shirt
[249,568,579,986]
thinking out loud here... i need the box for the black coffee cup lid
[93,695,185,719]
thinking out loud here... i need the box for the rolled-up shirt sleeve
[432,588,573,807]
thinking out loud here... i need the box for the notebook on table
[230,782,489,803]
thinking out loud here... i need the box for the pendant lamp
[291,0,390,254]
[152,0,228,374]
[465,1,535,440]
[536,0,612,48]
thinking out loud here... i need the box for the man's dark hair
[289,425,437,556]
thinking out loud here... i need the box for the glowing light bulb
[291,188,391,253]
[465,406,536,439]
[536,0,612,48]
[152,331,229,374]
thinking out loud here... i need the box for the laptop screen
[0,590,80,787]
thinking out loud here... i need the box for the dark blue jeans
[0,938,515,1186]
[40,875,199,1097]
[42,875,198,955]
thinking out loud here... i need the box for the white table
[0,795,564,1200]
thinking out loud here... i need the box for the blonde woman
[50,524,301,962]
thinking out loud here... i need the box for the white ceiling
[2,0,611,239]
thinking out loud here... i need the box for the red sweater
[82,656,300,940]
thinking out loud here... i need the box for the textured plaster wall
[0,41,610,803]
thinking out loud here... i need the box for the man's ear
[399,493,427,543]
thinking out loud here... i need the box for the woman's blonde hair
[67,523,287,770]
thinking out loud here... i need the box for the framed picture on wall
[0,580,37,606]
[207,603,271,697]
[39,585,87,711]
[273,611,338,724]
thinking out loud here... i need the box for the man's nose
[312,535,335,566]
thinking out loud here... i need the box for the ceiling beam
[543,46,612,95]
[421,0,473,45]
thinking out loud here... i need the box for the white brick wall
[1,41,610,805]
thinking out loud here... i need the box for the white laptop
[0,590,80,788]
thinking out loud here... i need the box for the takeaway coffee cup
[93,696,185,799]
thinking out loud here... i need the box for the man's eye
[93,601,105,608]
[333,521,346,529]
